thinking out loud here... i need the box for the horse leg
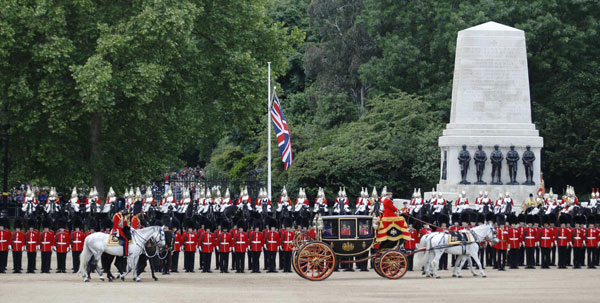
[431,251,441,279]
[467,254,477,276]
[471,249,486,278]
[452,255,460,277]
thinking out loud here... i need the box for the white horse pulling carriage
[78,226,167,282]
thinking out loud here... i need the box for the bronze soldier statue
[506,145,520,185]
[522,145,535,185]
[458,145,471,185]
[474,145,487,185]
[490,145,503,185]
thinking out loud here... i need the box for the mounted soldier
[104,187,117,216]
[44,187,60,217]
[221,187,232,213]
[454,190,469,213]
[255,188,272,215]
[142,187,155,213]
[69,187,81,213]
[21,185,38,218]
[237,186,252,212]
[213,187,223,213]
[369,187,380,216]
[161,187,177,214]
[111,198,131,256]
[178,186,192,215]
[277,186,292,213]
[333,187,350,215]
[313,187,328,215]
[410,188,423,215]
[295,188,310,213]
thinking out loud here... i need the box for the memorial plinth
[436,21,543,205]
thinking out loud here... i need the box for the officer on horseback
[112,198,131,256]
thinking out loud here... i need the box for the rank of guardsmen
[0,184,598,275]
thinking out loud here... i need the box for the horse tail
[78,237,89,276]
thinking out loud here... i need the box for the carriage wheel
[372,255,386,278]
[378,250,408,279]
[296,242,336,281]
[292,250,303,278]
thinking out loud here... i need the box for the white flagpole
[267,62,272,200]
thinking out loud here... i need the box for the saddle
[447,231,472,245]
[107,235,132,246]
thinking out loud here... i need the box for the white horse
[414,224,498,279]
[78,226,166,282]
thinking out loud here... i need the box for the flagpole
[267,62,272,200]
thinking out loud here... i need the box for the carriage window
[340,219,356,239]
[357,219,372,238]
[322,220,338,239]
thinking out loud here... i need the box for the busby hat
[548,213,557,225]
[42,217,52,229]
[485,212,495,223]
[496,214,506,226]
[460,212,470,224]
[451,213,460,224]
[282,217,293,228]
[0,216,8,228]
[237,219,246,231]
[185,219,196,230]
[526,215,533,224]
[162,215,173,228]
[57,218,68,230]
[13,217,23,229]
[517,214,526,223]
[541,215,549,225]
[86,217,97,231]
[72,217,83,230]
[559,214,569,225]
[27,218,37,229]
[574,215,585,225]
[172,217,180,229]
[421,215,431,225]
[266,217,278,229]
[587,214,596,225]
[116,198,126,211]
[507,214,517,225]
[204,219,213,231]
[133,201,143,215]
[564,214,573,225]
[438,214,449,226]
[221,219,231,231]
[477,213,485,224]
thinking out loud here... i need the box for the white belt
[0,240,6,242]
[57,242,67,245]
[283,241,292,243]
[73,241,82,243]
[202,242,212,245]
[27,241,36,244]
[509,238,519,240]
[525,237,535,239]
[251,241,261,243]
[541,237,550,239]
[267,241,277,243]
[236,241,246,244]
[573,237,581,239]
[587,237,596,239]
[14,241,22,243]
[558,237,567,239]
[185,241,195,244]
[41,242,50,244]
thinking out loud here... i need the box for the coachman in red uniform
[55,219,70,273]
[0,217,11,273]
[71,218,86,273]
[375,188,410,249]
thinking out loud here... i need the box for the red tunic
[40,231,55,252]
[112,213,129,239]
[200,232,215,253]
[26,231,39,252]
[71,231,86,252]
[183,231,197,252]
[281,230,294,252]
[55,231,70,253]
[494,226,509,250]
[571,228,585,247]
[0,230,11,251]
[586,228,599,247]
[404,229,418,250]
[234,232,248,253]
[218,232,232,253]
[523,227,538,248]
[265,231,280,251]
[12,231,25,251]
[249,231,264,252]
[376,197,409,242]
[539,228,554,248]
[556,228,571,247]
[507,227,521,249]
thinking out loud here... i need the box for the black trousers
[519,247,525,266]
[234,252,245,272]
[247,252,252,270]
[219,252,229,273]
[342,256,354,270]
[486,246,495,267]
[407,254,414,271]
[281,251,292,272]
[12,251,23,272]
[263,248,267,270]
[496,250,506,270]
[573,247,584,268]
[27,252,36,273]
[161,251,172,274]
[535,247,540,266]
[541,247,550,268]
[266,250,277,272]
[525,247,535,267]
[41,251,52,273]
[508,249,519,268]
[278,249,283,270]
[215,249,220,269]
[551,246,556,265]
[558,246,568,268]
[56,252,67,271]
[250,251,261,272]
[183,251,195,272]
[567,247,572,266]
[202,252,212,272]
[587,247,597,268]
[0,250,7,272]
[357,251,369,271]
[231,250,237,270]
[199,252,204,270]
[171,251,179,272]
[72,251,81,272]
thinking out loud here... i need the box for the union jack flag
[271,92,293,170]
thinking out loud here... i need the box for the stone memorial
[435,21,544,205]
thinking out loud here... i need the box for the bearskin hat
[451,213,460,225]
[57,218,68,230]
[133,201,143,216]
[438,214,449,226]
[0,216,8,228]
[282,217,293,229]
[548,213,557,225]
[185,219,196,230]
[517,214,526,223]
[13,217,23,229]
[477,213,485,224]
[221,219,230,231]
[496,214,506,226]
[460,212,470,224]
[485,212,495,223]
[172,217,180,230]
[86,217,97,231]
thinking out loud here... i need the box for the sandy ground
[0,252,599,303]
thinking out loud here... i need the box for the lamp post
[1,104,9,217]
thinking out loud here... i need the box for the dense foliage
[1,0,598,198]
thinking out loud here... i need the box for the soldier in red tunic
[11,218,25,273]
[0,216,10,273]
[264,218,280,273]
[233,221,248,273]
[171,218,182,273]
[25,219,39,273]
[70,218,86,273]
[571,215,586,269]
[39,218,55,273]
[539,215,554,268]
[111,199,130,256]
[586,215,598,268]
[494,214,508,270]
[55,219,70,273]
[507,214,521,269]
[218,221,232,273]
[249,219,264,273]
[199,220,215,273]
[182,219,197,272]
[556,214,572,269]
[280,218,294,273]
[404,218,418,271]
[523,215,539,269]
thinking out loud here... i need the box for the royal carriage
[292,214,409,281]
